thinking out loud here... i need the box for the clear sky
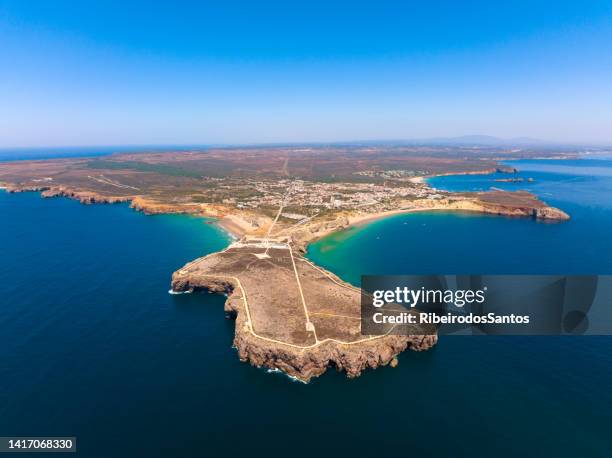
[1,0,611,147]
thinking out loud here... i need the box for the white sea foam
[266,368,308,384]
[168,288,193,295]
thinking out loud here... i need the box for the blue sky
[1,0,611,146]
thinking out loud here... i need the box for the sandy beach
[216,214,260,239]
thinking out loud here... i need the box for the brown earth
[171,241,436,381]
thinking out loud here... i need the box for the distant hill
[409,135,549,147]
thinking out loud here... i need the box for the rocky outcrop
[41,187,131,204]
[233,330,436,381]
[428,166,517,179]
[4,184,130,204]
[291,216,350,252]
[171,255,437,383]
[533,206,570,220]
[3,183,49,193]
[3,183,232,218]
[411,192,570,221]
[130,196,203,215]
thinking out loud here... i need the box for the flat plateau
[171,237,436,382]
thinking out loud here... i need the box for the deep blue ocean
[1,158,611,457]
[0,145,211,162]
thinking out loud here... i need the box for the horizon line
[2,137,612,151]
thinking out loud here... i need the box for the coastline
[4,180,569,257]
[171,237,437,382]
[351,170,525,225]
[216,215,251,239]
[297,195,569,253]
[341,165,567,234]
[410,167,517,184]
[347,207,427,228]
[2,165,570,254]
[408,163,526,187]
[0,166,571,382]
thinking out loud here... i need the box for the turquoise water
[309,159,612,281]
[1,157,612,457]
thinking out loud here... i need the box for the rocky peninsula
[171,239,436,381]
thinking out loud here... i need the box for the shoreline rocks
[171,272,437,382]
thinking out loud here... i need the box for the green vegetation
[86,160,204,178]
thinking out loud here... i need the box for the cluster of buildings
[219,177,440,212]
[353,169,426,179]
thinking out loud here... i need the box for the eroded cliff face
[41,187,132,204]
[413,195,570,221]
[233,328,436,381]
[533,206,570,220]
[2,183,237,217]
[171,248,437,383]
[3,184,132,204]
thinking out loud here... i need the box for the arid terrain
[171,237,436,381]
[0,145,574,380]
[0,145,571,234]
